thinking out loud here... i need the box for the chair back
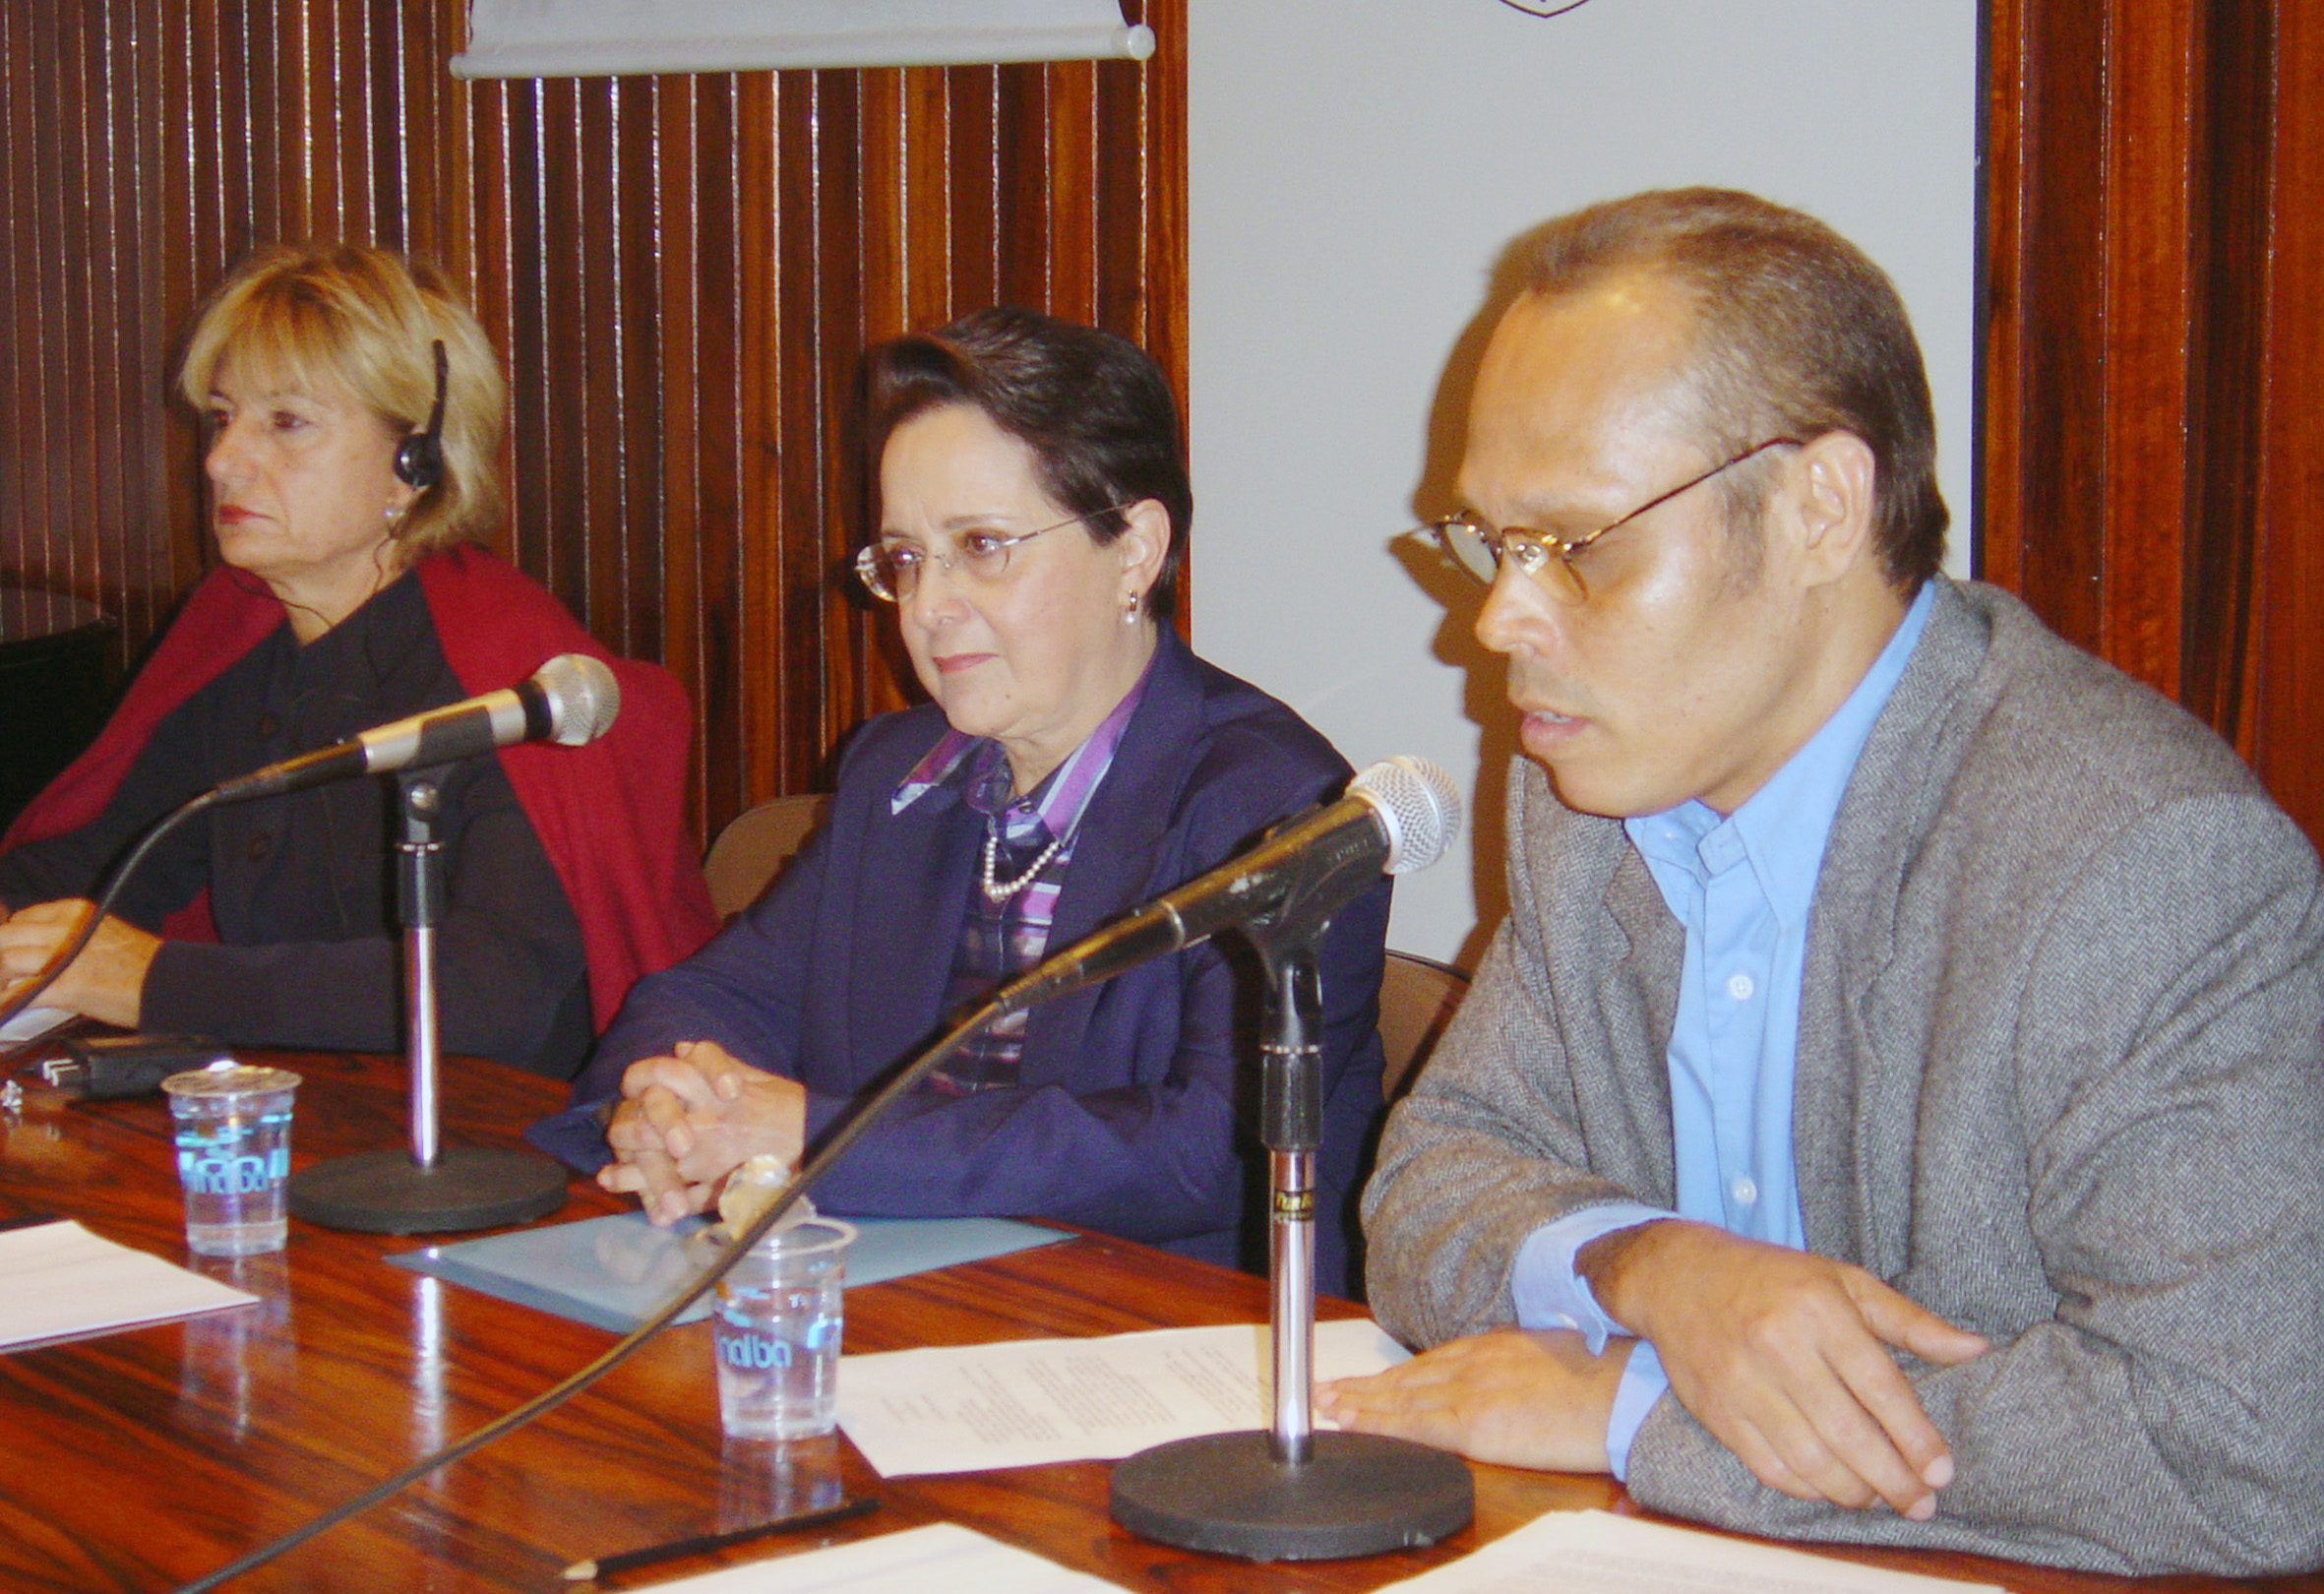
[703,793,830,917]
[1377,950,1468,1099]
[0,588,117,834]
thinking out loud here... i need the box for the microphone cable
[156,757,1450,1588]
[0,786,220,1034]
[2,653,615,1034]
[164,987,1027,1593]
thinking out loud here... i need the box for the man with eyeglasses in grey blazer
[1320,188,2324,1577]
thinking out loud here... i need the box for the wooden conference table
[0,1047,2316,1594]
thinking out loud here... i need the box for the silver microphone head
[533,653,622,746]
[1349,755,1463,874]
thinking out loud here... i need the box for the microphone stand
[284,771,566,1233]
[162,765,1464,1592]
[1108,913,1471,1560]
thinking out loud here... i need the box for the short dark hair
[1509,188,1947,591]
[863,306,1192,620]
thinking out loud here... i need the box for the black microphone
[209,652,621,804]
[995,755,1461,1012]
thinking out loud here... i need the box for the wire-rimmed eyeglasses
[1417,437,1802,604]
[854,504,1133,603]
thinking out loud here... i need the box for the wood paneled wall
[0,0,1184,847]
[13,1,2321,857]
[1983,0,2324,847]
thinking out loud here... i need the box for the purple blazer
[532,631,1390,1297]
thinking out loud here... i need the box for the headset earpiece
[393,339,449,492]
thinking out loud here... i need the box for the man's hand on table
[1316,1326,1628,1472]
[597,1039,806,1224]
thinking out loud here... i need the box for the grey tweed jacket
[1364,579,2324,1575]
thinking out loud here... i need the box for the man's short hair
[1511,188,1947,591]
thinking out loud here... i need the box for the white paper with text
[633,1522,1129,1592]
[1371,1508,2006,1594]
[836,1317,1404,1476]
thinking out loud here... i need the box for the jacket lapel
[1602,843,1683,1207]
[1795,580,1990,1275]
[1011,634,1205,1087]
[847,722,985,1072]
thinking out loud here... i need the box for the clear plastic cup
[716,1432,845,1530]
[160,1063,301,1257]
[709,1216,856,1440]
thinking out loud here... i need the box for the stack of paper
[0,1005,72,1053]
[0,1219,257,1350]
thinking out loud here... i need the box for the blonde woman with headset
[0,243,715,1076]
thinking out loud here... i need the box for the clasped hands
[1319,1219,1988,1521]
[0,898,155,1029]
[596,1039,807,1224]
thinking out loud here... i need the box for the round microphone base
[286,1146,567,1234]
[1109,1429,1472,1562]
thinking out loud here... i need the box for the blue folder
[389,1210,1066,1333]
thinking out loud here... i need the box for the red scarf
[4,546,718,1030]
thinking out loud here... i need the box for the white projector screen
[454,0,1153,78]
[1189,0,1979,966]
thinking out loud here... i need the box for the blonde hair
[177,242,507,556]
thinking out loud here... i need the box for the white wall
[1187,0,1979,967]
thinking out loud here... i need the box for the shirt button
[1731,1176,1759,1206]
[246,831,272,863]
[1726,972,1755,1001]
[255,712,280,739]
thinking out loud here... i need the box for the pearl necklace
[981,827,1067,902]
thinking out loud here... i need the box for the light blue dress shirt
[1507,582,1933,1477]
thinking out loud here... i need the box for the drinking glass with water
[710,1215,856,1440]
[160,1063,301,1257]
